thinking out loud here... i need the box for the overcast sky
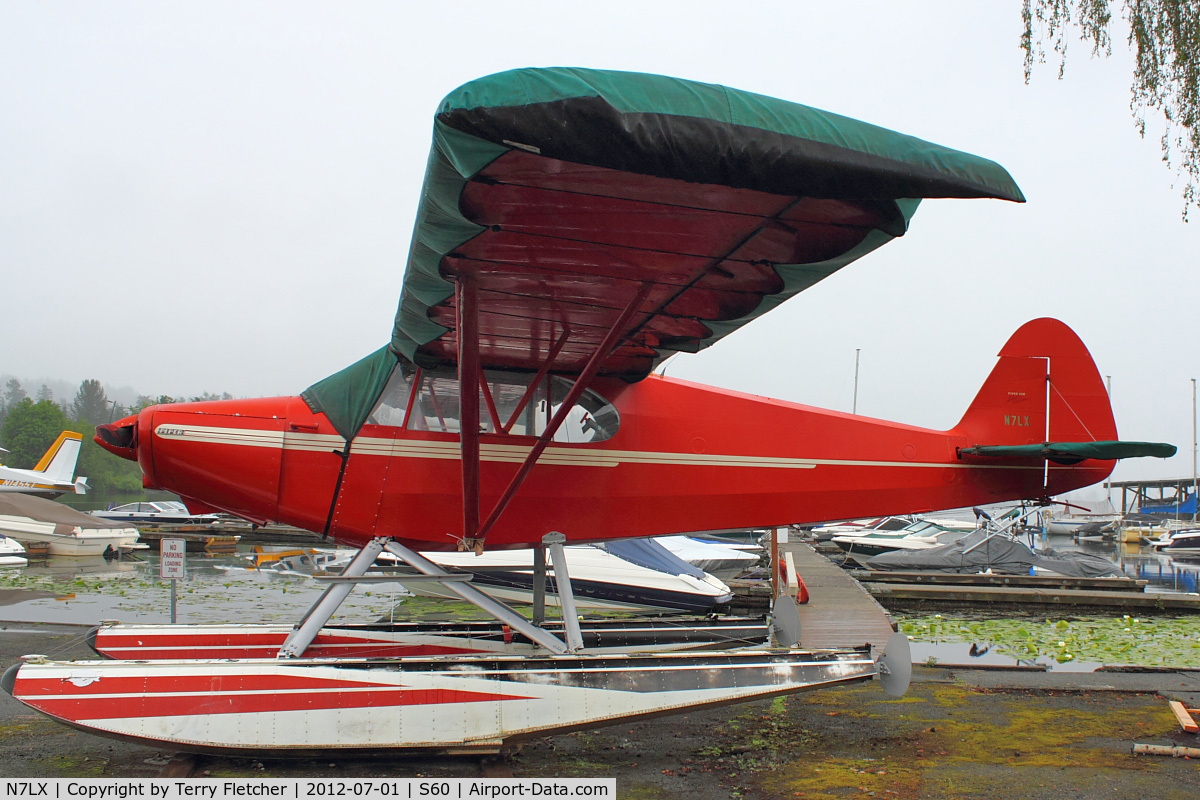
[2,2,1196,486]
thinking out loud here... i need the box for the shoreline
[4,621,1200,798]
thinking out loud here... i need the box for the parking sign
[160,538,186,579]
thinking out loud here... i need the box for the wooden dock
[134,529,240,553]
[852,570,1148,592]
[845,567,1200,611]
[862,580,1200,611]
[783,541,897,654]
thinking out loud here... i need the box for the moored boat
[0,533,27,567]
[89,500,221,527]
[216,547,356,576]
[384,538,735,613]
[0,494,142,556]
[1155,529,1200,557]
[832,517,975,558]
[655,535,762,580]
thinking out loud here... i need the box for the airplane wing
[308,67,1024,438]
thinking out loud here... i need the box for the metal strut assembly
[382,540,574,653]
[276,537,582,658]
[543,532,584,651]
[278,538,386,658]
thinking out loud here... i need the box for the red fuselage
[98,320,1116,552]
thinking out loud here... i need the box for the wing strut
[457,276,482,547]
[502,327,571,433]
[460,281,652,551]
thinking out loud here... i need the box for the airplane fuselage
[100,337,1114,552]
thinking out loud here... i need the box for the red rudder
[953,318,1117,448]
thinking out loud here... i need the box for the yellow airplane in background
[0,431,88,495]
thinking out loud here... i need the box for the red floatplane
[3,67,1174,756]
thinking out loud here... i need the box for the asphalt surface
[3,621,1200,799]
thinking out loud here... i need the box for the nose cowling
[95,415,139,459]
[95,408,160,489]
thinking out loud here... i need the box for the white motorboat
[832,518,974,558]
[808,516,913,541]
[0,494,142,556]
[654,535,762,579]
[89,500,221,527]
[1042,500,1120,535]
[381,538,735,613]
[1154,529,1200,557]
[0,534,27,567]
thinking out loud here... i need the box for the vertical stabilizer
[33,432,84,484]
[953,318,1117,447]
[952,318,1120,496]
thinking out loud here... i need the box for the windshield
[367,366,619,443]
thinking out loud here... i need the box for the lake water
[0,547,401,626]
[1,535,1197,670]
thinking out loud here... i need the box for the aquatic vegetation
[757,681,1177,799]
[898,612,1200,667]
[0,554,393,624]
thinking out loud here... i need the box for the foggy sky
[2,2,1197,484]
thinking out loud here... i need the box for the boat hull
[0,522,140,556]
[391,544,734,613]
[4,648,877,756]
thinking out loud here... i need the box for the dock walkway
[783,540,897,655]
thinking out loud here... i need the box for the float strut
[532,545,547,627]
[278,538,386,658]
[381,540,569,654]
[544,532,584,652]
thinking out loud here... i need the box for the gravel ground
[3,622,1200,799]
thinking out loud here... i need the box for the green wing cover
[306,67,1026,440]
[394,67,1024,373]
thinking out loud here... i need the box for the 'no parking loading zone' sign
[160,538,186,578]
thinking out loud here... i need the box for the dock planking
[782,540,897,655]
[864,582,1200,611]
[851,570,1148,592]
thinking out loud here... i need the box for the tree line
[0,378,231,494]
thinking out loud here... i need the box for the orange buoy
[795,574,809,604]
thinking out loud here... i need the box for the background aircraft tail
[952,318,1117,448]
[31,431,85,485]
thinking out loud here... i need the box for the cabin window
[404,368,619,442]
[365,365,416,428]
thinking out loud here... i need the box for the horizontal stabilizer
[959,441,1177,465]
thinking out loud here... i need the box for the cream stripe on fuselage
[153,423,1040,472]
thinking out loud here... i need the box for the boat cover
[864,530,1120,577]
[0,494,133,532]
[1138,491,1197,516]
[602,537,708,579]
[303,66,1024,440]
